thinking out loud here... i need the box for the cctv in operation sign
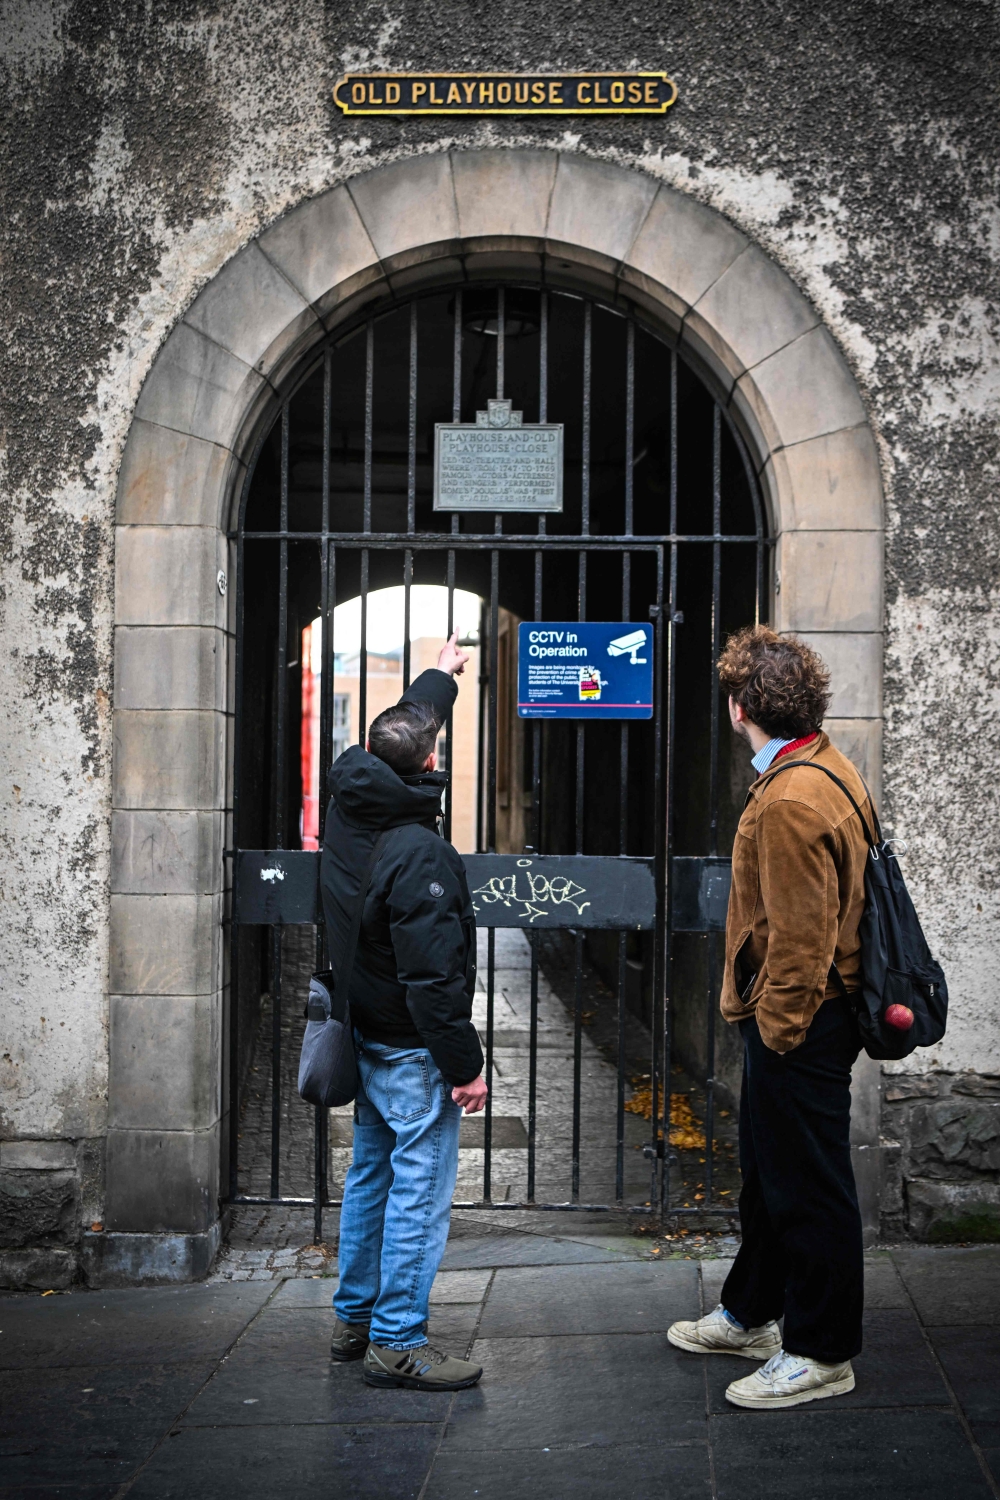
[518,622,654,720]
[333,72,677,116]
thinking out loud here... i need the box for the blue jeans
[334,1035,461,1350]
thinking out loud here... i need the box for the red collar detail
[773,733,819,762]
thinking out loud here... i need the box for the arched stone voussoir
[348,153,460,274]
[764,426,883,534]
[620,183,749,331]
[451,148,557,241]
[133,321,274,459]
[735,325,868,457]
[117,419,244,529]
[257,181,383,327]
[545,153,658,271]
[182,240,321,379]
[681,242,820,396]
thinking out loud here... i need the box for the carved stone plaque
[434,399,564,513]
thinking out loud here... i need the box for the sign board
[463,854,656,928]
[517,621,654,719]
[434,399,563,514]
[334,72,677,117]
[234,850,657,929]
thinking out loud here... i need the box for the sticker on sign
[517,622,654,719]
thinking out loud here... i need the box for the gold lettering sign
[333,71,677,116]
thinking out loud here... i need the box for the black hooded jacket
[319,668,483,1087]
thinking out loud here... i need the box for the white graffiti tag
[471,865,590,923]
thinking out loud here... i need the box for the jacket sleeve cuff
[399,668,458,721]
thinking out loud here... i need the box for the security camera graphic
[607,628,648,665]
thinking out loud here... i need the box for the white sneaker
[667,1304,782,1361]
[725,1348,855,1409]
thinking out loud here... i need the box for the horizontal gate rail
[234,850,660,929]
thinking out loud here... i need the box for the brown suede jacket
[720,731,875,1053]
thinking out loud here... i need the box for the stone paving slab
[0,1361,215,1492]
[425,1442,713,1499]
[126,1421,443,1500]
[478,1259,698,1338]
[712,1409,995,1500]
[0,1281,273,1370]
[442,1333,708,1451]
[439,1231,645,1270]
[891,1246,1000,1325]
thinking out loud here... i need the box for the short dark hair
[717,625,831,739]
[368,700,442,776]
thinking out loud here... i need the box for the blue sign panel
[517,621,654,719]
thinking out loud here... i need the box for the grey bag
[297,829,390,1109]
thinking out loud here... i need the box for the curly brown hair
[717,625,831,739]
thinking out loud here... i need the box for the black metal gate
[228,282,767,1241]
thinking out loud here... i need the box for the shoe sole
[363,1368,483,1391]
[330,1346,369,1363]
[725,1373,855,1409]
[666,1327,779,1361]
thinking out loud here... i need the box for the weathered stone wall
[1,0,997,1278]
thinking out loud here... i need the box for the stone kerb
[111,146,884,1254]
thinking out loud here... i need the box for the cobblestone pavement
[227,926,738,1280]
[4,1240,999,1498]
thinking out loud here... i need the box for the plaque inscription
[333,71,677,117]
[434,399,564,514]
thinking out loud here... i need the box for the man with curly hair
[668,625,874,1411]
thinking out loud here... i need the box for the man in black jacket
[322,635,486,1391]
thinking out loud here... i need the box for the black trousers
[720,995,864,1363]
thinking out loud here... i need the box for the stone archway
[107,149,883,1276]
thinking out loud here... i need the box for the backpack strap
[759,758,881,850]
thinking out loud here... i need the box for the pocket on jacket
[385,1054,433,1122]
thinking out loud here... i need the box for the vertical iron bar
[616,931,627,1204]
[359,551,368,742]
[650,544,666,1213]
[403,552,413,691]
[537,290,548,544]
[582,302,591,535]
[404,301,417,691]
[487,550,499,854]
[445,548,455,841]
[483,549,500,1201]
[269,926,282,1200]
[571,309,590,1198]
[527,930,539,1202]
[314,349,334,1240]
[270,403,290,1201]
[662,350,679,1216]
[452,288,463,421]
[625,318,635,535]
[496,285,505,400]
[228,511,247,1203]
[364,319,374,532]
[705,405,723,1207]
[571,931,583,1201]
[483,926,495,1201]
[408,301,418,533]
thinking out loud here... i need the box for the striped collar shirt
[751,736,795,775]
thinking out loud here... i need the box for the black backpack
[765,760,948,1061]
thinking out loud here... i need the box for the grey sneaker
[667,1304,782,1360]
[725,1348,855,1408]
[330,1318,370,1362]
[363,1341,483,1391]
